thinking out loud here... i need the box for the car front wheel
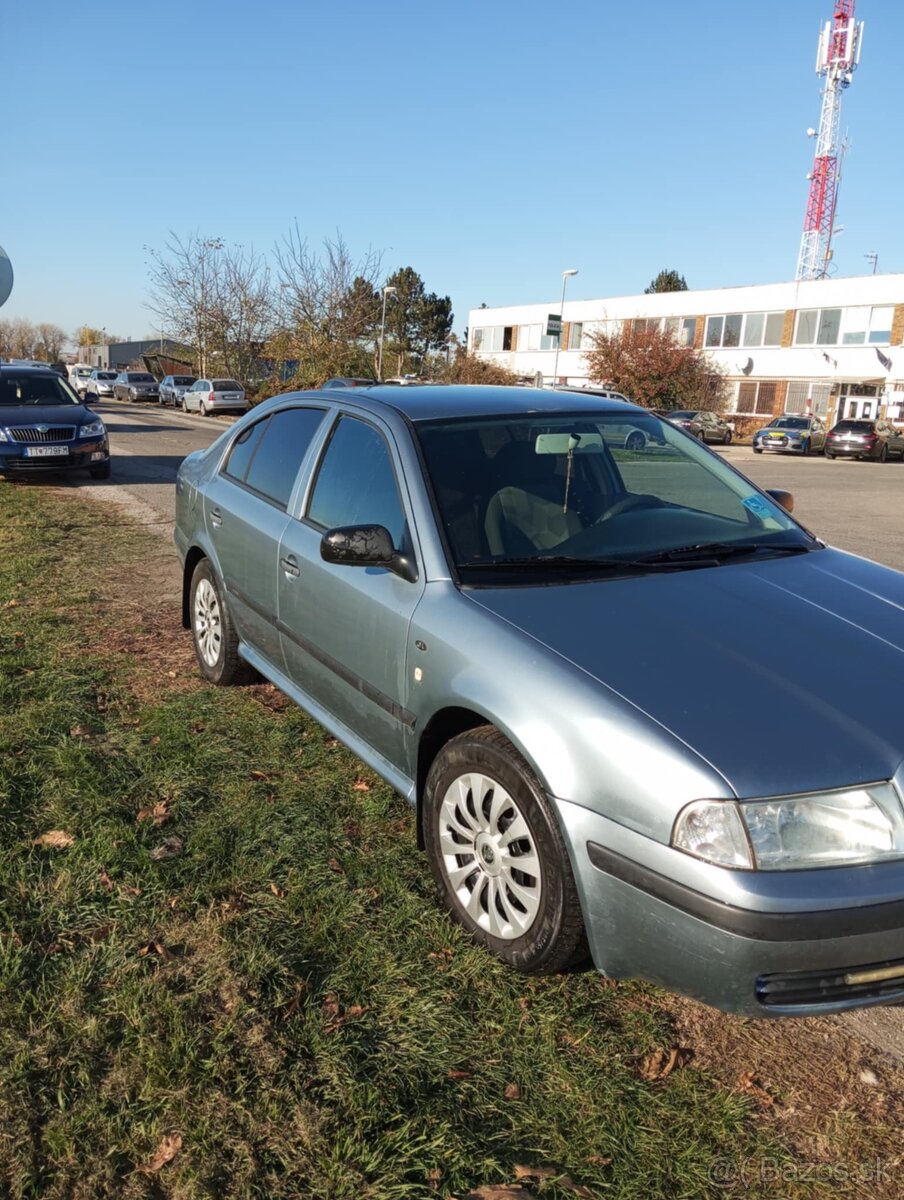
[424,726,586,974]
[189,559,249,685]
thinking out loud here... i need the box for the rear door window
[241,407,326,509]
[213,380,242,391]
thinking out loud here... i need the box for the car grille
[757,956,904,1008]
[7,426,76,443]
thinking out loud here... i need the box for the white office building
[469,274,904,423]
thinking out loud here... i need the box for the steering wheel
[598,493,661,522]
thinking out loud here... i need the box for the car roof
[312,383,644,421]
[1,364,66,377]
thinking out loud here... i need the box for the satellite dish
[0,246,12,308]
[739,358,754,375]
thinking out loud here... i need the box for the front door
[277,413,425,774]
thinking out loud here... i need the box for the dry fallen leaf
[353,778,371,792]
[327,857,345,875]
[69,724,92,739]
[98,869,114,892]
[150,836,183,861]
[270,882,286,898]
[138,1132,183,1174]
[465,1188,534,1200]
[737,1070,777,1109]
[33,830,75,850]
[586,1155,613,1168]
[446,1069,472,1080]
[427,1167,442,1189]
[6,598,19,607]
[514,1166,556,1182]
[249,769,270,781]
[638,1046,693,1081]
[138,940,174,961]
[137,801,170,827]
[148,735,161,746]
[282,980,307,1020]
[504,1082,522,1101]
[558,1177,595,1199]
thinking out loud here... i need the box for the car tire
[722,430,732,445]
[89,461,111,480]
[423,725,587,974]
[697,430,706,441]
[201,401,211,417]
[879,443,888,463]
[189,559,250,686]
[753,447,763,454]
[825,452,835,459]
[801,439,810,456]
[181,397,189,412]
[625,431,645,452]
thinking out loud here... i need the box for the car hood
[467,548,904,799]
[0,404,91,426]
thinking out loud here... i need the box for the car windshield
[668,411,698,420]
[128,373,155,383]
[769,418,809,430]
[98,372,117,380]
[833,420,874,432]
[75,368,93,378]
[0,374,80,406]
[417,410,809,581]
[213,380,242,390]
[174,376,195,385]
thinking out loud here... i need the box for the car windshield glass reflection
[417,411,810,580]
[0,375,80,406]
[770,418,809,430]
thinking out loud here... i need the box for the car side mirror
[766,488,794,514]
[320,524,417,583]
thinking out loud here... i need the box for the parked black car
[113,371,159,403]
[825,419,904,462]
[0,365,110,479]
[663,410,733,444]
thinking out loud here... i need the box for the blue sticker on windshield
[742,494,773,517]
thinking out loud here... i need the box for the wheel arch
[414,705,551,850]
[181,546,208,628]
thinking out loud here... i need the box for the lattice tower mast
[796,2,864,281]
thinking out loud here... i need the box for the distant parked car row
[75,368,248,415]
[751,414,904,462]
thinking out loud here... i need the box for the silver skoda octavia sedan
[174,385,904,1017]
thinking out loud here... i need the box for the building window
[840,306,894,345]
[567,322,583,350]
[664,316,696,346]
[518,324,541,351]
[502,326,513,351]
[705,313,749,348]
[794,308,842,346]
[735,380,777,415]
[473,327,504,353]
[705,316,723,347]
[786,381,831,416]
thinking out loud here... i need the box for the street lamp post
[378,285,396,381]
[551,268,578,386]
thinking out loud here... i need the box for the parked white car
[68,364,95,395]
[85,369,118,399]
[182,378,248,416]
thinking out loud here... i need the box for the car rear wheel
[879,443,888,463]
[697,430,706,441]
[625,431,645,452]
[424,726,586,974]
[753,446,763,454]
[722,430,732,445]
[189,559,249,685]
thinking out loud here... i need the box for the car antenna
[563,433,580,512]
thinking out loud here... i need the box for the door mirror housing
[320,525,417,582]
[766,488,794,514]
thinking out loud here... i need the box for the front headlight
[672,783,904,870]
[80,419,106,438]
[0,428,8,443]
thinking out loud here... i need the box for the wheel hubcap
[437,771,542,940]
[193,578,222,666]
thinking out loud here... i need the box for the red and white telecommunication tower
[796,2,864,281]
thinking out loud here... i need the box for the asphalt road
[62,404,904,574]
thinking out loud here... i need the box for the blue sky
[5,0,902,342]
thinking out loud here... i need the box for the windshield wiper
[637,541,812,564]
[464,554,699,573]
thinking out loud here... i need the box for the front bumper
[554,796,904,1016]
[755,438,807,454]
[0,440,109,474]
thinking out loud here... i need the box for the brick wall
[780,311,795,348]
[891,304,904,346]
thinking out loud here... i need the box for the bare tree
[146,233,226,376]
[273,227,382,381]
[0,317,37,358]
[210,244,274,383]
[34,323,66,361]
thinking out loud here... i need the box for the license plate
[25,445,69,457]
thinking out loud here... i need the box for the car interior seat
[484,440,585,556]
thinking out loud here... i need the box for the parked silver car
[175,386,904,1017]
[113,371,159,403]
[182,378,248,416]
[752,414,827,455]
[85,369,118,399]
[159,374,197,408]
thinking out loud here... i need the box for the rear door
[202,405,328,667]
[277,411,425,773]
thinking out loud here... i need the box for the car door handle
[281,555,300,578]
[210,507,222,527]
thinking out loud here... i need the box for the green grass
[0,485,830,1199]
